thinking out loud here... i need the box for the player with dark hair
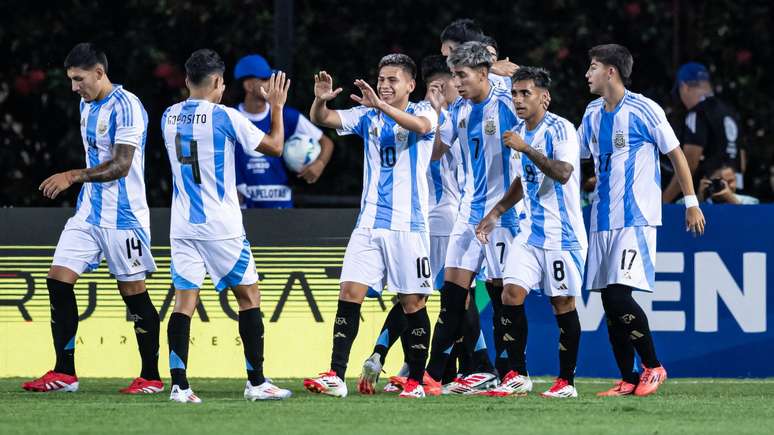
[303,53,439,399]
[579,44,705,397]
[24,42,162,395]
[478,66,586,397]
[161,48,292,403]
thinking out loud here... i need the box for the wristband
[684,195,699,208]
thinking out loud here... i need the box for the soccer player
[578,44,705,397]
[425,41,521,393]
[24,43,162,395]
[476,67,586,398]
[439,19,517,89]
[232,53,334,207]
[302,54,439,399]
[161,49,291,403]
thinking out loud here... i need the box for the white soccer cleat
[244,380,292,401]
[357,353,383,395]
[169,385,202,403]
[303,371,348,398]
[398,379,426,399]
[441,377,465,395]
[480,371,532,397]
[541,378,578,398]
[445,372,499,395]
[383,382,401,393]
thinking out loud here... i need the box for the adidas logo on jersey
[420,280,431,288]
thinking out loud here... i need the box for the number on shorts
[553,260,565,281]
[125,237,142,259]
[380,146,396,168]
[415,257,431,279]
[620,249,637,271]
[496,242,506,264]
[175,133,201,184]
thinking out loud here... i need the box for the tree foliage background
[1,0,772,206]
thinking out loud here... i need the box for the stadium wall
[0,206,771,378]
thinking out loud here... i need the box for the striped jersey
[73,85,149,229]
[578,90,679,232]
[161,99,267,240]
[513,112,587,251]
[336,101,439,232]
[427,108,463,236]
[442,86,520,227]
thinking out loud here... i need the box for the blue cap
[234,54,274,80]
[673,62,710,93]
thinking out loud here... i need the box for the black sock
[167,312,191,389]
[602,285,661,370]
[48,279,78,376]
[443,341,462,383]
[239,308,265,386]
[601,288,640,384]
[122,291,161,381]
[463,297,493,374]
[426,282,468,381]
[555,310,580,385]
[485,282,508,378]
[373,302,408,365]
[403,307,431,383]
[501,304,528,375]
[330,300,361,379]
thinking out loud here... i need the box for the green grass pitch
[1,378,773,434]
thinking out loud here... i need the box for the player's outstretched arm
[256,72,290,156]
[351,79,432,135]
[666,147,706,236]
[310,71,344,129]
[476,177,524,244]
[39,143,135,199]
[503,131,573,184]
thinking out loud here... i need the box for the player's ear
[407,78,416,93]
[94,65,105,80]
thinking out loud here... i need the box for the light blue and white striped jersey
[489,73,512,93]
[578,90,679,232]
[442,86,520,228]
[162,99,267,240]
[513,112,587,251]
[337,101,439,232]
[427,108,463,236]
[73,85,149,229]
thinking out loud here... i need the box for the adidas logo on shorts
[557,283,568,290]
[420,281,431,288]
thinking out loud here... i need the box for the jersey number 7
[175,133,201,184]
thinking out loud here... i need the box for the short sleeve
[577,117,592,159]
[414,101,439,142]
[223,107,266,156]
[293,114,324,141]
[336,106,370,137]
[113,94,146,148]
[681,111,708,148]
[649,104,680,154]
[552,122,580,166]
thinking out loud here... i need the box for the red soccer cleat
[120,377,165,394]
[422,372,442,396]
[398,379,426,399]
[634,366,667,396]
[596,380,637,397]
[22,371,79,392]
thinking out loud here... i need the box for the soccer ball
[282,134,321,173]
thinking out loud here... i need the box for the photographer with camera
[696,164,758,205]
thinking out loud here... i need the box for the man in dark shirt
[663,62,746,202]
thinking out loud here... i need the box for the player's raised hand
[426,80,446,113]
[686,206,706,236]
[351,79,383,109]
[475,211,498,244]
[39,171,76,199]
[313,71,342,101]
[503,131,528,152]
[261,72,291,107]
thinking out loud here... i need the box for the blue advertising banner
[478,204,773,377]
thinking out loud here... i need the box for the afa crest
[614,130,626,148]
[484,118,496,135]
[97,121,108,135]
[395,127,408,142]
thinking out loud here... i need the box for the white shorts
[170,236,259,292]
[340,228,433,295]
[503,241,586,297]
[444,221,517,281]
[52,217,156,281]
[585,226,657,292]
[429,235,449,290]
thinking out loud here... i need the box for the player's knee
[117,280,146,297]
[173,290,199,317]
[232,284,261,310]
[501,284,527,306]
[550,296,576,314]
[47,265,79,284]
[339,282,367,303]
[398,294,426,314]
